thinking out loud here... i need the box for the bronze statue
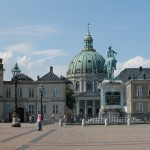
[104,46,117,78]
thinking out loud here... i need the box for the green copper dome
[67,30,105,75]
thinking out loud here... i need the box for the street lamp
[11,63,21,127]
[39,83,44,120]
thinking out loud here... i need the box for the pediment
[78,91,100,97]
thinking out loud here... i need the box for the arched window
[76,81,80,92]
[86,81,92,91]
[136,103,143,113]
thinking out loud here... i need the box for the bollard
[59,119,63,127]
[82,119,86,127]
[105,118,108,126]
[127,118,131,126]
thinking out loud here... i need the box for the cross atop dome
[87,23,90,35]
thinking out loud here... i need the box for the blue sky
[0,0,150,80]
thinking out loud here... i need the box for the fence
[66,113,150,125]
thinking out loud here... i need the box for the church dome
[67,28,105,75]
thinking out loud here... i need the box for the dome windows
[86,81,92,91]
[76,81,80,91]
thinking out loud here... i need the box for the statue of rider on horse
[104,46,117,79]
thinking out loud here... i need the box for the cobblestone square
[0,123,150,150]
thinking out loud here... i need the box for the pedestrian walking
[29,114,32,124]
[51,114,55,123]
[31,114,34,123]
[63,114,67,124]
[37,112,42,131]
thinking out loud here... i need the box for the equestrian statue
[104,46,117,79]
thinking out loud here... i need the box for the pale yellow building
[0,61,66,122]
[126,67,150,113]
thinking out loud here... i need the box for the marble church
[0,26,150,122]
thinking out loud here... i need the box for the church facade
[67,28,107,117]
[66,27,150,118]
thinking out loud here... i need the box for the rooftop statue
[104,46,117,79]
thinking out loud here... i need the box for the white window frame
[6,87,11,98]
[136,103,143,113]
[28,105,34,114]
[29,87,34,98]
[17,87,22,98]
[136,86,142,97]
[53,105,58,114]
[42,105,46,114]
[148,103,150,113]
[148,86,150,96]
[52,87,59,98]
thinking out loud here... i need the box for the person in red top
[37,112,42,131]
[63,114,67,124]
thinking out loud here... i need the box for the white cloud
[115,56,150,77]
[0,24,60,39]
[18,56,32,69]
[0,51,13,62]
[1,42,69,80]
[33,49,68,58]
[4,43,34,53]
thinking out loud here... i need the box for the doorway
[88,108,92,117]
[18,107,24,122]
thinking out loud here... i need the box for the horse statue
[104,46,117,79]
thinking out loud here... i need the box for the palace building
[0,27,150,122]
[0,61,66,122]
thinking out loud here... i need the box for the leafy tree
[66,86,76,110]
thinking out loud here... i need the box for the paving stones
[0,123,150,150]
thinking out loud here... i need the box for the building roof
[11,73,33,81]
[117,67,150,82]
[67,28,105,75]
[38,66,61,81]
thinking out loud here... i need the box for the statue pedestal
[98,78,124,118]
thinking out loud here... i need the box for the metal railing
[66,113,150,125]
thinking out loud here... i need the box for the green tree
[66,86,76,110]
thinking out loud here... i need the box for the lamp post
[11,63,21,127]
[39,83,44,120]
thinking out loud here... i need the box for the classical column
[76,100,80,116]
[85,100,87,117]
[92,81,95,91]
[80,80,82,92]
[92,100,95,117]
[84,80,86,92]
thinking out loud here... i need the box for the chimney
[139,66,142,72]
[50,66,53,72]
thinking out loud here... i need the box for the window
[148,103,150,113]
[6,87,11,98]
[86,81,92,90]
[42,105,46,114]
[136,86,142,97]
[52,88,59,98]
[17,87,22,98]
[29,87,34,98]
[29,105,34,114]
[148,86,150,96]
[136,103,143,113]
[53,105,58,114]
[94,81,97,92]
[76,81,80,91]
[5,104,11,113]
